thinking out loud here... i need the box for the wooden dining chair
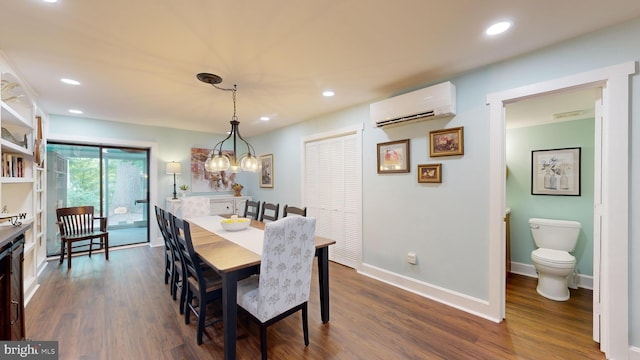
[170,213,223,345]
[164,210,187,314]
[154,205,173,288]
[156,206,185,312]
[283,205,307,217]
[259,202,280,222]
[237,216,317,360]
[243,200,261,220]
[56,206,109,270]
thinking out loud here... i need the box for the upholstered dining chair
[170,213,223,345]
[259,202,280,222]
[179,196,210,218]
[56,206,109,270]
[237,216,317,360]
[283,205,307,217]
[243,200,261,220]
[154,206,173,288]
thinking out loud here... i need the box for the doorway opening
[504,86,598,347]
[46,142,150,257]
[487,61,633,358]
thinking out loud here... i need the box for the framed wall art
[190,147,237,192]
[531,147,581,196]
[259,154,274,188]
[377,139,410,174]
[417,164,442,183]
[429,126,464,157]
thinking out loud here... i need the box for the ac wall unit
[370,81,456,128]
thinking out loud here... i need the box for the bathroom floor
[506,273,601,359]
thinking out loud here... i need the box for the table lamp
[166,161,181,199]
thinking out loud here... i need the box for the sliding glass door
[46,143,149,256]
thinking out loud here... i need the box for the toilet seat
[532,248,575,267]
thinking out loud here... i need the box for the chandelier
[197,73,259,173]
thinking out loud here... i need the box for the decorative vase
[234,189,242,197]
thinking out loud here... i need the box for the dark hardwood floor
[25,246,604,359]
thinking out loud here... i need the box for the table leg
[317,247,330,323]
[222,271,238,360]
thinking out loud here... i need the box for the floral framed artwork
[531,147,581,196]
[417,164,442,183]
[429,126,464,157]
[377,139,410,174]
[259,154,274,188]
[190,147,237,192]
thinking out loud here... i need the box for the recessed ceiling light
[68,109,83,114]
[260,116,270,121]
[42,0,58,3]
[322,90,335,97]
[61,78,80,85]
[486,21,512,36]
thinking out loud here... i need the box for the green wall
[506,119,594,276]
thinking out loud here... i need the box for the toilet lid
[532,248,576,265]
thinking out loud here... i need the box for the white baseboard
[509,261,593,290]
[630,346,640,360]
[359,262,500,323]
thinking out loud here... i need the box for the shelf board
[1,138,32,155]
[1,100,33,129]
[1,176,33,183]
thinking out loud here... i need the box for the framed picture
[190,147,238,192]
[429,126,464,157]
[531,147,581,196]
[259,154,274,188]
[417,164,442,183]
[377,139,410,174]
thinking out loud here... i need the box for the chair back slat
[283,205,307,217]
[244,200,261,220]
[170,214,204,288]
[259,202,280,222]
[164,211,184,272]
[155,206,171,249]
[57,206,97,235]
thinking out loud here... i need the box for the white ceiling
[506,87,599,129]
[1,1,639,137]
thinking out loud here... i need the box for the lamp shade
[166,161,181,175]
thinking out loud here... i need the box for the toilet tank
[529,218,581,252]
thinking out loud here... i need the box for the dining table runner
[187,215,265,255]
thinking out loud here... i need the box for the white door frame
[486,61,634,359]
[48,133,161,247]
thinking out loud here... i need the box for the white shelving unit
[1,54,46,303]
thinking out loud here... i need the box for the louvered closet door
[304,133,361,268]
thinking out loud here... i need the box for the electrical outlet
[407,252,417,265]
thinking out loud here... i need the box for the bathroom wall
[506,118,595,277]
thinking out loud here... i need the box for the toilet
[529,218,581,301]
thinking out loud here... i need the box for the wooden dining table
[187,216,335,360]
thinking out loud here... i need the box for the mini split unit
[370,81,456,127]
